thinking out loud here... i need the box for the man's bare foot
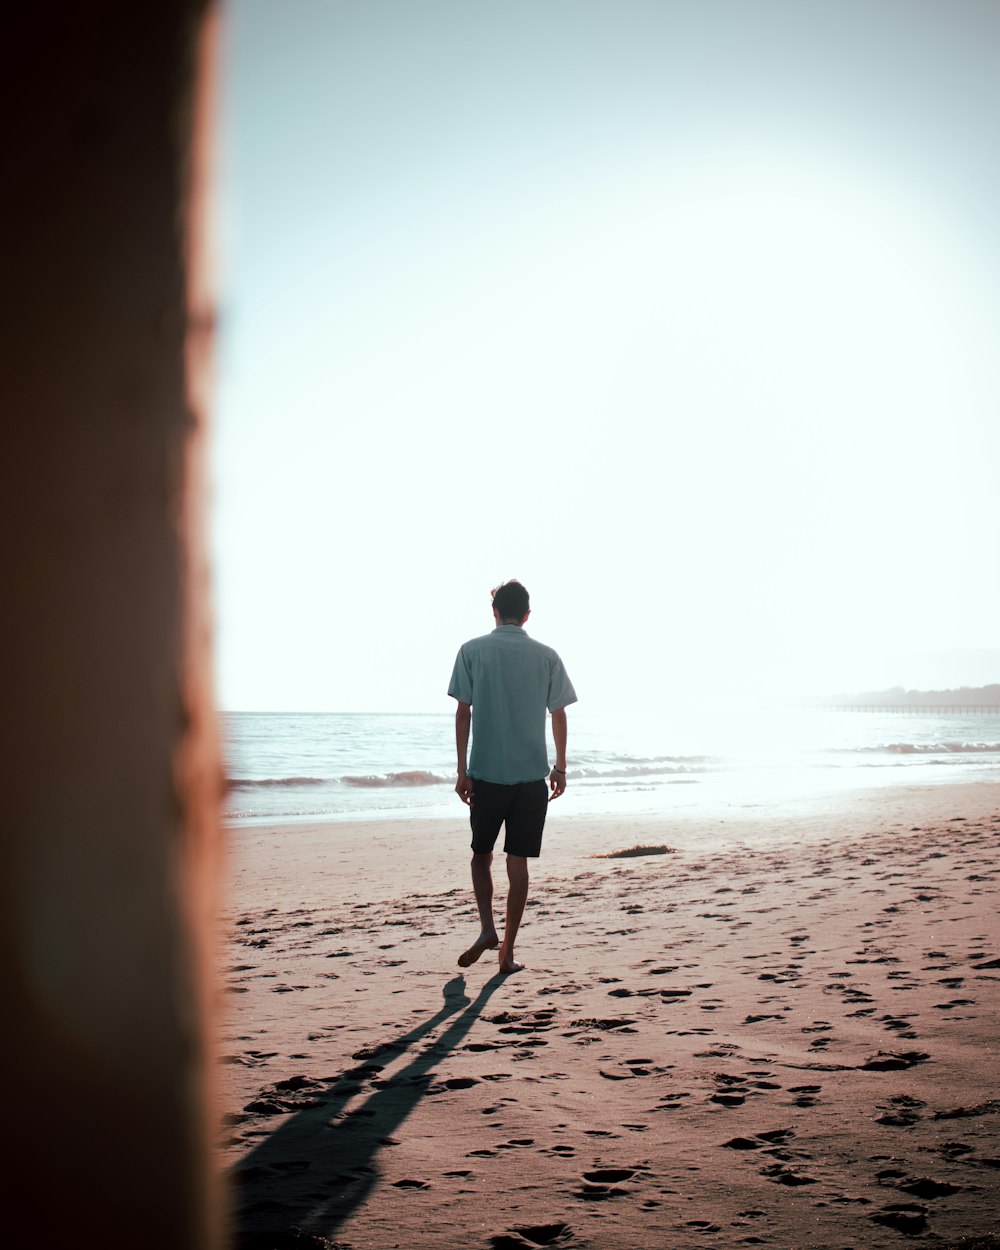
[457,934,499,968]
[498,944,524,974]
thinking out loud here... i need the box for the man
[448,580,577,974]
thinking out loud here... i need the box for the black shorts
[469,778,548,858]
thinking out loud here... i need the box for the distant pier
[823,704,1000,714]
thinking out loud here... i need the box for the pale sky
[212,0,1000,713]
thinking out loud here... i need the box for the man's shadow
[231,972,507,1245]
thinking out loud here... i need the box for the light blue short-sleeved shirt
[448,624,577,785]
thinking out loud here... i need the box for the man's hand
[455,703,473,804]
[549,709,568,801]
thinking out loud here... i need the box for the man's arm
[549,707,568,800]
[455,701,474,805]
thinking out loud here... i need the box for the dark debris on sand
[595,844,675,859]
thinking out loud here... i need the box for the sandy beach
[219,782,1000,1249]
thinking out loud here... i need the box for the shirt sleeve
[448,646,474,704]
[546,655,578,712]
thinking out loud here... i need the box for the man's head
[492,579,530,625]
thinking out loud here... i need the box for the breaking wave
[604,753,717,766]
[343,770,451,788]
[228,776,327,789]
[571,761,717,780]
[878,742,1000,755]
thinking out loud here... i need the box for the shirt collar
[494,624,526,633]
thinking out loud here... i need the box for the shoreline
[223,760,1000,832]
[220,779,999,1249]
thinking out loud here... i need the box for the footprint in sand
[932,1099,1000,1119]
[226,1050,278,1067]
[599,1058,667,1081]
[893,1175,962,1199]
[932,998,976,1013]
[725,1130,800,1165]
[860,1050,930,1071]
[567,1016,639,1035]
[583,1168,638,1183]
[760,1161,817,1186]
[573,1167,640,1202]
[574,1183,629,1201]
[875,1095,925,1127]
[880,1014,918,1037]
[654,1092,691,1110]
[710,1091,746,1107]
[490,1224,573,1249]
[787,1084,822,1107]
[870,1204,928,1234]
[437,1076,480,1091]
[709,1071,762,1108]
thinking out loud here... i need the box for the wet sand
[219,781,1000,1250]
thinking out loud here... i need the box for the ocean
[221,707,1000,826]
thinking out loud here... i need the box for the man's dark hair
[492,579,530,622]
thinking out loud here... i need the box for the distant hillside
[832,684,1000,708]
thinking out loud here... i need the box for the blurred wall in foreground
[2,4,221,1247]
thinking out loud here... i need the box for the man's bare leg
[458,851,500,967]
[498,854,529,973]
